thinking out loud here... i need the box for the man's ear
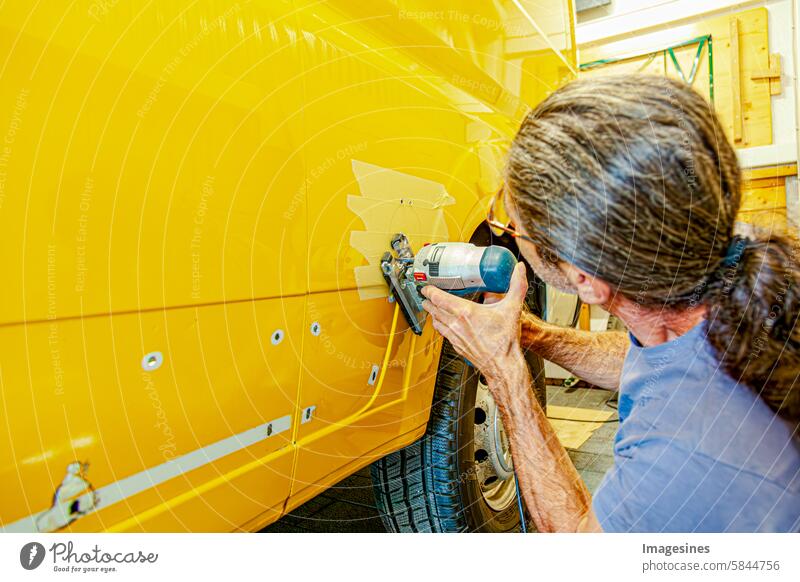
[562,263,612,305]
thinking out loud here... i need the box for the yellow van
[0,0,574,533]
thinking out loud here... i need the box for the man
[422,75,800,532]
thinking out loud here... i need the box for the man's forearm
[521,312,629,390]
[489,354,600,532]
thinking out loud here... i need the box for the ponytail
[704,231,800,424]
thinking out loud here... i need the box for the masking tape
[348,160,455,300]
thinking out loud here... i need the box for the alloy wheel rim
[472,376,517,512]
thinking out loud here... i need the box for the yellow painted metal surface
[0,299,301,532]
[1,1,572,532]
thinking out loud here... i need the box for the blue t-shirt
[592,322,800,532]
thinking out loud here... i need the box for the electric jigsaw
[381,233,517,335]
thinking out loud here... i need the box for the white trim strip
[736,142,799,169]
[0,415,292,533]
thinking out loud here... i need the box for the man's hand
[421,262,528,389]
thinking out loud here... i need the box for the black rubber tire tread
[371,341,471,532]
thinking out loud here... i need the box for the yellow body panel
[0,1,572,532]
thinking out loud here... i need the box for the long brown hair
[506,74,800,423]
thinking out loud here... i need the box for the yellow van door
[0,1,306,532]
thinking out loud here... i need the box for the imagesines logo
[19,542,46,570]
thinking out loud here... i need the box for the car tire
[370,237,547,533]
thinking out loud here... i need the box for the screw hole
[474,407,487,424]
[266,424,273,436]
[141,351,163,371]
[474,448,489,463]
[484,476,498,486]
[368,364,380,385]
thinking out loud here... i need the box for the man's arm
[490,351,601,532]
[420,264,605,532]
[521,311,629,390]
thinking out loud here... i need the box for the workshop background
[265,0,800,533]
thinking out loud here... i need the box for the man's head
[504,74,740,314]
[503,74,800,423]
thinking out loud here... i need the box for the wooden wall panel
[579,7,774,148]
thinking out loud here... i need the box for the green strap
[667,47,684,81]
[667,37,706,85]
[689,37,707,85]
[577,34,715,106]
[708,36,715,104]
[636,52,657,73]
[579,57,619,71]
[579,34,711,74]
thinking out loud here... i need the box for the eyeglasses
[485,186,537,245]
